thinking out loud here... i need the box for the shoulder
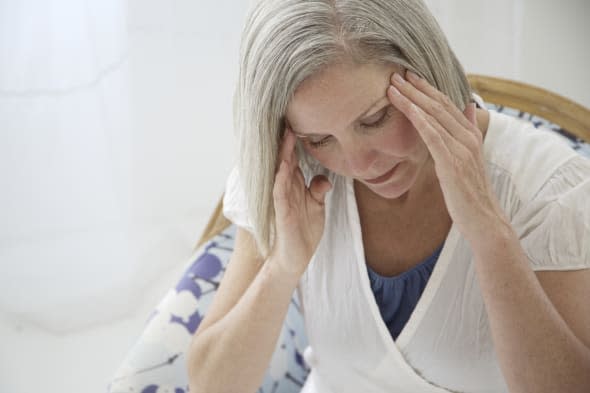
[480,110,590,270]
[514,156,590,270]
[483,110,580,203]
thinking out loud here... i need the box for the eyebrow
[292,95,390,138]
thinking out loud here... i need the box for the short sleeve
[222,166,254,233]
[513,156,590,271]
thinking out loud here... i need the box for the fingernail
[389,85,400,96]
[392,73,405,85]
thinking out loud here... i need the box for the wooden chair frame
[468,74,590,141]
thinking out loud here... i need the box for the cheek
[300,144,339,171]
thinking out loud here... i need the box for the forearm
[470,219,590,393]
[187,257,301,393]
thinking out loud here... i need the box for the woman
[187,0,590,392]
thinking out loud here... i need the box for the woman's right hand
[270,127,332,276]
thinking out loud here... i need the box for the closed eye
[303,106,393,149]
[307,135,333,148]
[360,106,392,128]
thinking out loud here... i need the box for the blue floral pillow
[107,225,310,393]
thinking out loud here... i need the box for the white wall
[429,0,590,107]
[0,1,588,392]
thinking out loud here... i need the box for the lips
[364,164,399,185]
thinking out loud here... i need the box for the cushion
[108,225,310,393]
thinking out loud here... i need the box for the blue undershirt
[367,243,444,340]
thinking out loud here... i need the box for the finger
[405,71,475,131]
[273,160,290,204]
[308,175,332,204]
[396,71,480,141]
[387,84,453,164]
[391,71,471,141]
[277,128,298,172]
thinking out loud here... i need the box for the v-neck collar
[346,174,460,380]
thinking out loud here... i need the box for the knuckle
[440,93,454,109]
[407,102,418,117]
[431,102,445,117]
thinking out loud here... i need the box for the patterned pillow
[107,225,310,393]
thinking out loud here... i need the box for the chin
[363,164,420,200]
[366,183,411,200]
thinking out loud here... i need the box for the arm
[187,130,331,393]
[470,219,590,392]
[388,70,590,392]
[187,228,301,393]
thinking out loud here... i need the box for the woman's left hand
[387,71,508,243]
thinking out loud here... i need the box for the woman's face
[286,62,432,200]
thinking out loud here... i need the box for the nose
[340,138,378,177]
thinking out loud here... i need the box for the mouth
[364,164,399,185]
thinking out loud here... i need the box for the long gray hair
[234,0,471,256]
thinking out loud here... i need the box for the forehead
[286,62,401,134]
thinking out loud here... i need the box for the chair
[468,74,590,142]
[107,75,590,393]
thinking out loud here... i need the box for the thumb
[309,175,332,204]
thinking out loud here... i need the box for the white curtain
[0,0,245,333]
[0,0,136,333]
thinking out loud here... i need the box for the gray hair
[234,0,471,256]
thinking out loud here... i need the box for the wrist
[264,252,307,285]
[463,197,511,244]
[468,214,520,260]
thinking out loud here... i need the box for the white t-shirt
[223,109,590,392]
